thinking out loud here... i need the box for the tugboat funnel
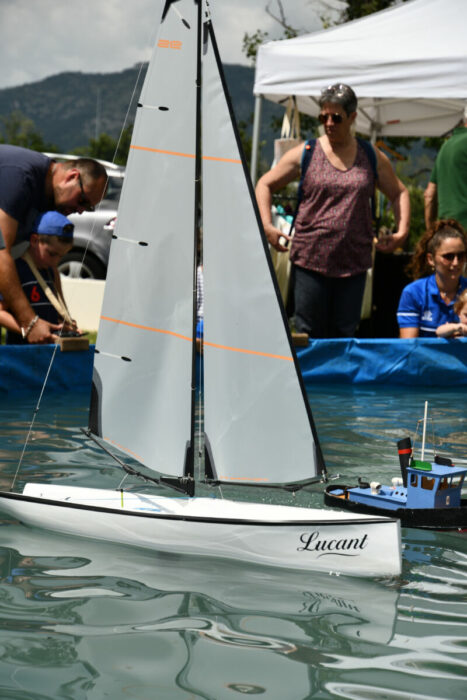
[397,437,412,486]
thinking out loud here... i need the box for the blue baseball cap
[33,211,74,239]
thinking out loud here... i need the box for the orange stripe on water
[101,317,292,361]
[130,145,240,164]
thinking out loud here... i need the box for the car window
[105,175,124,202]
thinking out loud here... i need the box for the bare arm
[0,300,21,334]
[0,208,57,343]
[436,321,467,338]
[399,327,419,338]
[374,148,410,253]
[424,181,437,230]
[255,143,303,252]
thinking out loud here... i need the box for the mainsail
[201,14,323,486]
[90,0,325,489]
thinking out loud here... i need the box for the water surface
[0,387,466,699]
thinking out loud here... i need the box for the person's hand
[375,231,406,254]
[453,323,467,337]
[61,319,80,334]
[263,223,292,252]
[27,318,62,344]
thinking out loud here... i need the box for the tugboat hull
[325,485,467,531]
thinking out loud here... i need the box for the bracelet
[21,315,39,339]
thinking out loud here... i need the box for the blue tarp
[0,339,465,395]
[297,338,467,385]
[0,345,94,397]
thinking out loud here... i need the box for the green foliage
[379,180,426,252]
[72,124,132,166]
[242,30,269,66]
[342,0,406,21]
[0,110,57,151]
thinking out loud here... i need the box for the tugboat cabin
[346,457,466,511]
[406,459,466,509]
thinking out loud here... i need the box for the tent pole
[250,94,263,183]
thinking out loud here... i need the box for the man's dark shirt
[0,145,51,255]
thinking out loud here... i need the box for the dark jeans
[293,265,367,338]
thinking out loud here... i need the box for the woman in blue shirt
[397,219,467,337]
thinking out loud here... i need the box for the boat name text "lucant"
[298,531,369,556]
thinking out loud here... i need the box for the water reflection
[0,524,401,699]
[0,523,466,699]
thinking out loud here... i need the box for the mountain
[0,64,283,166]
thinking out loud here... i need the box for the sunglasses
[318,112,343,125]
[440,251,466,262]
[77,173,95,212]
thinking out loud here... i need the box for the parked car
[43,153,124,279]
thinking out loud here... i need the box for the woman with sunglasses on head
[397,219,467,338]
[256,83,410,338]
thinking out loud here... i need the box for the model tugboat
[325,403,467,531]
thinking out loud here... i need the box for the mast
[184,0,203,494]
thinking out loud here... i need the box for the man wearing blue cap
[0,146,107,343]
[0,211,77,344]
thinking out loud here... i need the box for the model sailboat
[0,0,401,576]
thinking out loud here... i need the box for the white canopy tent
[251,0,467,178]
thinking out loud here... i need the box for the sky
[0,0,345,90]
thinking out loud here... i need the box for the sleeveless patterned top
[290,140,375,278]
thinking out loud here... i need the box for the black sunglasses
[77,173,95,212]
[440,251,466,262]
[318,112,343,125]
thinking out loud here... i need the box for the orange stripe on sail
[130,145,241,164]
[203,155,241,164]
[101,317,292,361]
[104,437,144,463]
[131,145,195,159]
[204,340,293,362]
[100,316,192,342]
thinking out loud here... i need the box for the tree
[71,124,133,166]
[0,111,57,152]
[341,0,405,22]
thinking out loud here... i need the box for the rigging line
[68,12,156,289]
[10,343,61,492]
[111,0,161,165]
[80,428,162,487]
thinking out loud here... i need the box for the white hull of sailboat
[0,484,402,577]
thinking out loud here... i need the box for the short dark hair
[319,84,357,116]
[62,158,107,184]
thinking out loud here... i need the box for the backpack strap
[297,138,316,211]
[356,137,379,223]
[289,139,316,234]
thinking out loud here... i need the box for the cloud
[0,0,326,89]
